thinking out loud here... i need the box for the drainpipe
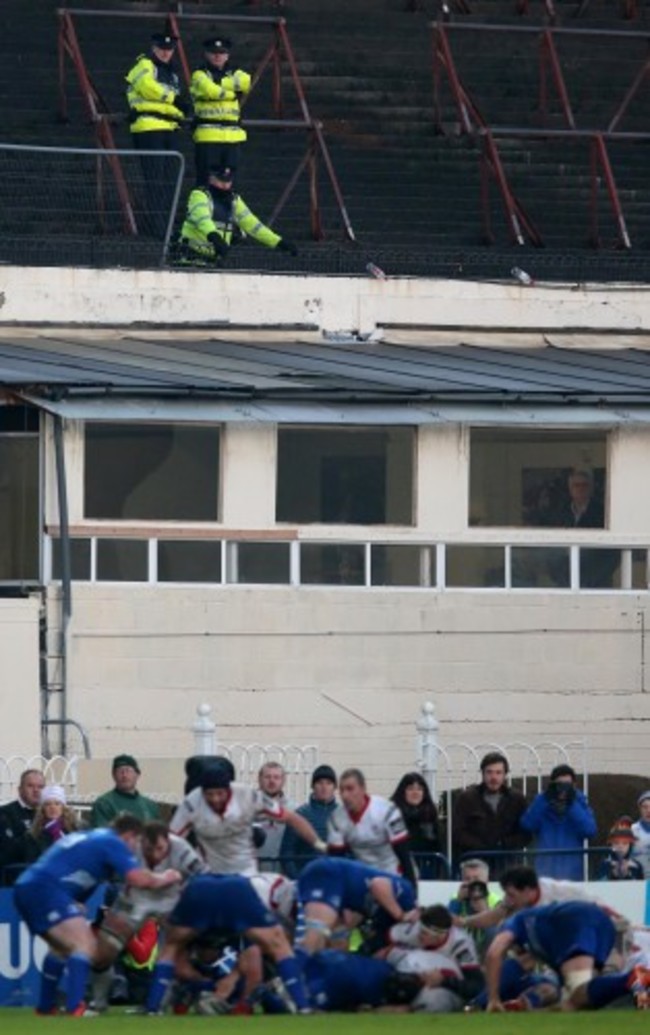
[53,414,71,756]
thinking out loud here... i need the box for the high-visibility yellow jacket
[190,66,251,143]
[126,55,184,133]
[181,187,280,258]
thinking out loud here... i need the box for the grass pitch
[0,1010,648,1035]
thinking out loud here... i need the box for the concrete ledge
[2,265,650,334]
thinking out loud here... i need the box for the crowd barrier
[0,880,648,1007]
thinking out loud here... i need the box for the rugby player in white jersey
[327,768,416,885]
[170,765,326,876]
[386,905,483,1012]
[91,821,208,1009]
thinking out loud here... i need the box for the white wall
[55,582,650,794]
[0,597,41,758]
[3,265,650,333]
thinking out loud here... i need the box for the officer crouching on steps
[177,167,298,266]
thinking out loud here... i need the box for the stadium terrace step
[1,0,650,277]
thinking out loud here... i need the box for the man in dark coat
[452,752,530,877]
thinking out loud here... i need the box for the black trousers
[132,130,180,239]
[194,140,242,188]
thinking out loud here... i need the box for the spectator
[520,764,596,881]
[390,772,442,878]
[280,765,338,877]
[598,819,644,881]
[256,763,295,872]
[0,768,45,881]
[90,755,161,828]
[328,767,416,885]
[631,790,650,878]
[448,858,501,958]
[190,37,251,187]
[452,752,530,876]
[177,166,298,267]
[1,783,80,883]
[27,785,82,853]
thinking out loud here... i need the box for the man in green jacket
[178,167,298,265]
[90,754,161,827]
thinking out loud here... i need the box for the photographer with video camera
[520,765,597,881]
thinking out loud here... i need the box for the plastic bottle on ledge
[511,266,534,286]
[366,262,387,280]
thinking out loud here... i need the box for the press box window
[276,427,414,525]
[84,423,220,521]
[469,429,607,528]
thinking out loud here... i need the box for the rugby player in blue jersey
[14,814,181,1016]
[485,899,619,1011]
[145,873,312,1014]
[297,856,418,954]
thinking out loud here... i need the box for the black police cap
[203,36,232,53]
[209,166,234,182]
[151,33,178,49]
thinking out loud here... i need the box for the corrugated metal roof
[2,333,650,405]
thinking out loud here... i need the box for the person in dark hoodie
[280,765,338,878]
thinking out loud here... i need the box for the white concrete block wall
[54,584,650,793]
[0,597,41,758]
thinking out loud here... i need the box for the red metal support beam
[591,133,632,249]
[432,24,484,134]
[58,11,137,234]
[607,53,650,132]
[539,30,576,128]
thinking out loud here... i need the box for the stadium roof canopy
[3,331,650,425]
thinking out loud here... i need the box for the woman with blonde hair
[0,785,82,883]
[29,785,81,852]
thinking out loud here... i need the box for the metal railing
[57,7,355,243]
[44,531,650,592]
[458,845,612,881]
[431,21,650,248]
[0,142,185,267]
[0,754,81,802]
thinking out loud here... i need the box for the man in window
[554,468,604,528]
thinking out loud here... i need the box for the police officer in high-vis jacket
[190,37,251,187]
[179,167,297,265]
[126,33,188,238]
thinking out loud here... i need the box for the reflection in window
[372,545,431,587]
[276,428,414,525]
[84,423,220,521]
[233,543,290,585]
[52,538,91,581]
[96,539,148,581]
[301,544,365,585]
[632,550,649,591]
[579,548,620,589]
[158,541,222,583]
[470,430,607,528]
[511,546,569,589]
[0,429,39,582]
[446,546,504,588]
